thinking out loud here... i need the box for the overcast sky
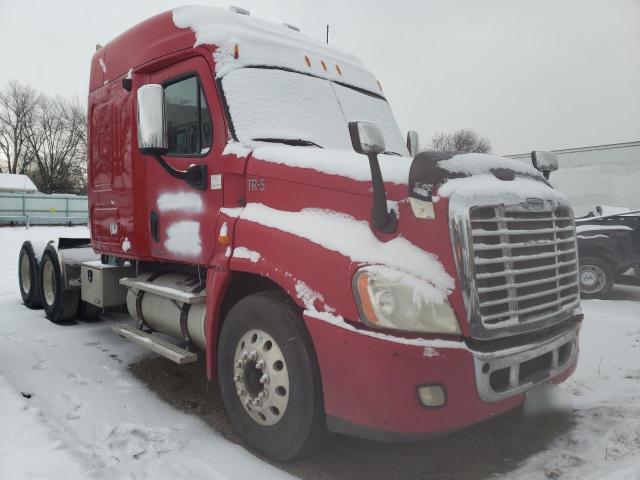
[0,0,638,154]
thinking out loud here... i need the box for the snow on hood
[237,203,455,304]
[438,153,540,177]
[408,151,569,204]
[251,145,412,185]
[172,6,380,93]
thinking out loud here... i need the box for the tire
[18,241,42,309]
[579,256,614,299]
[218,291,326,461]
[39,245,80,323]
[77,301,102,319]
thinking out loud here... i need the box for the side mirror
[531,151,558,179]
[406,130,420,157]
[137,84,168,155]
[348,121,396,234]
[349,120,386,155]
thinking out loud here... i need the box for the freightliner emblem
[522,197,545,210]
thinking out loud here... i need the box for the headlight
[353,266,460,334]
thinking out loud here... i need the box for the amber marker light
[356,272,379,326]
[304,55,311,67]
[320,60,328,71]
[234,44,240,59]
[335,64,342,75]
[218,232,229,245]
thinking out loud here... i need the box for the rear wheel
[39,245,80,323]
[218,291,325,461]
[579,256,614,298]
[18,241,42,309]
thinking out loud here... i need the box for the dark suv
[576,206,640,298]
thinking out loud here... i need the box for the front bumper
[304,313,580,441]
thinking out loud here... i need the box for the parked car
[576,206,640,297]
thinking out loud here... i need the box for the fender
[204,267,232,379]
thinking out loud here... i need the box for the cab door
[145,56,227,265]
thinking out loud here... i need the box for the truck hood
[408,151,549,201]
[245,144,553,201]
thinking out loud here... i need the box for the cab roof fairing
[172,5,383,95]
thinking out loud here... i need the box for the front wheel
[218,291,325,461]
[579,256,614,299]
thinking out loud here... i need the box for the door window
[164,75,212,156]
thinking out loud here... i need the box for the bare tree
[430,129,491,153]
[0,81,39,173]
[24,96,87,193]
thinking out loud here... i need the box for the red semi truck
[16,6,582,461]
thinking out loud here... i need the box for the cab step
[119,277,205,304]
[112,323,198,364]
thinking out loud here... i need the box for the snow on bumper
[303,312,580,440]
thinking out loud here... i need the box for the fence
[0,192,88,226]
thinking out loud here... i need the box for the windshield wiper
[253,137,323,148]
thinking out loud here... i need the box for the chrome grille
[469,204,579,330]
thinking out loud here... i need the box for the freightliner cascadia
[16,6,582,461]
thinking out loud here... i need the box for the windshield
[221,67,409,156]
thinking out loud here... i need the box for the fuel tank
[125,271,206,350]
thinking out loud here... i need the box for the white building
[508,141,640,217]
[0,173,38,193]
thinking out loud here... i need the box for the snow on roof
[0,173,38,193]
[172,5,382,94]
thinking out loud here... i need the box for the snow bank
[238,203,454,303]
[502,296,640,480]
[0,226,297,480]
[0,373,85,480]
[252,145,412,185]
[172,6,379,93]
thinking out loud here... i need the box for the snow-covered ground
[1,226,639,480]
[0,226,292,480]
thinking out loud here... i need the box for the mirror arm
[150,152,208,190]
[367,153,397,233]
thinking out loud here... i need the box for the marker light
[234,44,240,59]
[321,60,327,71]
[335,64,343,75]
[304,55,311,67]
[377,80,383,91]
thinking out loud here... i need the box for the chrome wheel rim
[233,328,290,427]
[579,264,606,294]
[42,260,56,305]
[20,254,31,293]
